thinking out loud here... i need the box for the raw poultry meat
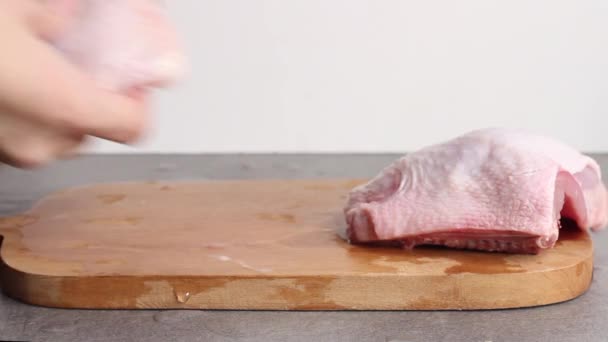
[50,0,186,92]
[344,128,608,254]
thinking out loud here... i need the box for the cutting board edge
[0,252,593,311]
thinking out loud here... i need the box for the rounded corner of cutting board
[0,259,63,309]
[0,179,598,310]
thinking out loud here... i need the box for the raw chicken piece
[50,0,186,92]
[344,128,608,254]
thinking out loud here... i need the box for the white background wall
[91,0,608,153]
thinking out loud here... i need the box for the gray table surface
[0,154,606,342]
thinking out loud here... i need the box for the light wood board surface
[0,179,593,310]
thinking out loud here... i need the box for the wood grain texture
[0,179,594,310]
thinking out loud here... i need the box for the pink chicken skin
[344,128,608,254]
[51,0,186,93]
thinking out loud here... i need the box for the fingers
[0,111,85,168]
[24,0,82,40]
[0,14,148,144]
[0,135,84,168]
[56,136,86,160]
[76,86,149,143]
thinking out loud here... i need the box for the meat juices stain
[443,251,524,275]
[339,244,409,272]
[174,290,191,304]
[160,185,171,191]
[339,218,587,274]
[97,194,126,204]
[342,240,527,274]
[257,213,296,224]
[275,278,342,310]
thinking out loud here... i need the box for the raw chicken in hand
[0,0,186,167]
[52,0,186,92]
[344,128,608,254]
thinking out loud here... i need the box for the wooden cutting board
[0,179,593,310]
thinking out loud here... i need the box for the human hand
[0,0,184,168]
